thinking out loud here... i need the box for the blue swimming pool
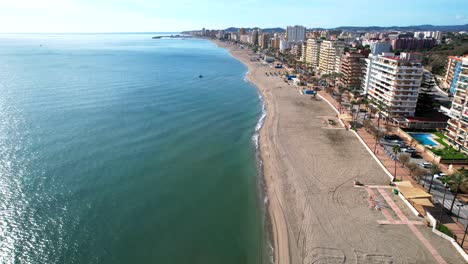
[408,133,439,146]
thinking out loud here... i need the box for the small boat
[199,75,203,78]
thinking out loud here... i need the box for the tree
[428,163,440,193]
[336,95,343,113]
[385,124,393,135]
[392,144,401,180]
[373,130,385,153]
[363,119,373,132]
[406,162,419,178]
[398,153,411,169]
[448,173,468,213]
[414,168,428,182]
[438,177,451,226]
[361,98,370,113]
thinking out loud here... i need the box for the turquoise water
[408,132,439,146]
[0,34,265,263]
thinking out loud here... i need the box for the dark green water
[0,33,265,263]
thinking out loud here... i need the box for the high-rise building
[339,52,366,92]
[370,42,391,55]
[258,33,271,49]
[239,28,246,35]
[445,58,468,153]
[363,52,424,117]
[270,37,281,50]
[318,40,344,74]
[251,29,259,46]
[279,38,290,52]
[300,43,307,62]
[444,56,467,94]
[286,25,306,43]
[291,43,303,58]
[202,28,206,36]
[305,39,322,68]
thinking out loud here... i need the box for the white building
[286,25,306,43]
[446,57,468,153]
[279,38,290,52]
[363,52,424,117]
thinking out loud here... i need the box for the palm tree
[336,95,343,113]
[361,98,370,113]
[448,173,468,213]
[427,163,440,193]
[392,144,401,181]
[438,177,451,226]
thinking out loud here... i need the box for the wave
[252,93,267,149]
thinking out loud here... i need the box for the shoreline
[211,39,291,264]
[209,39,465,264]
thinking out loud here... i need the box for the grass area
[437,224,455,238]
[404,130,468,160]
[431,132,468,160]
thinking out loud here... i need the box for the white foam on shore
[244,70,250,82]
[252,94,267,149]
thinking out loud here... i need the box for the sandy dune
[215,40,464,264]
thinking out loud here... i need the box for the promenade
[318,87,468,255]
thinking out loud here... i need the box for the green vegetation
[406,131,468,160]
[421,33,468,75]
[437,224,454,238]
[430,132,468,160]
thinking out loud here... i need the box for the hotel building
[446,57,468,153]
[363,52,424,117]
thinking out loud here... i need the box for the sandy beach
[213,40,465,264]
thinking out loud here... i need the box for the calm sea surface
[0,33,265,263]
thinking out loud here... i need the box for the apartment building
[286,25,306,43]
[444,55,467,94]
[445,58,468,153]
[363,52,424,117]
[305,39,321,68]
[339,52,365,92]
[318,40,344,74]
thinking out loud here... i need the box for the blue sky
[0,0,467,32]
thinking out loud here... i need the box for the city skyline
[0,0,467,33]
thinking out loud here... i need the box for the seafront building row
[191,27,468,155]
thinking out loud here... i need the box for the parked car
[411,153,422,159]
[420,162,432,169]
[403,148,417,153]
[434,173,447,180]
[384,135,402,141]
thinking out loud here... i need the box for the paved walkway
[316,88,468,253]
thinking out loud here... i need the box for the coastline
[210,39,465,264]
[212,39,293,264]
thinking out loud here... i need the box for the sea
[0,33,266,264]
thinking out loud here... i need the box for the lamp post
[462,224,468,248]
[457,203,464,223]
[438,183,448,228]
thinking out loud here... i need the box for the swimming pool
[408,132,439,146]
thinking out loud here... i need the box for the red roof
[405,116,448,122]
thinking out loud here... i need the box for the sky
[0,0,467,33]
